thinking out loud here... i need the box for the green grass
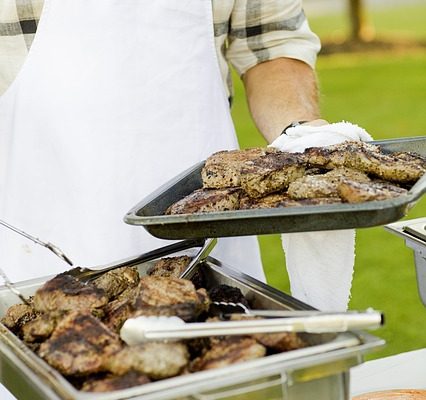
[231,4,426,360]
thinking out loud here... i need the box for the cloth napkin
[269,121,373,311]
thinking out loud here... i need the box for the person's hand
[269,121,373,153]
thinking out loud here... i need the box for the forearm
[243,57,323,144]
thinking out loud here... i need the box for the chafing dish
[0,255,384,400]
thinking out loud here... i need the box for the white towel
[270,121,373,311]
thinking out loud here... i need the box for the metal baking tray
[125,137,426,239]
[0,256,384,400]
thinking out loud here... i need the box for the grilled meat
[201,147,276,189]
[189,336,266,372]
[338,180,408,203]
[133,276,210,322]
[1,303,37,334]
[166,187,241,215]
[288,167,370,199]
[34,273,108,313]
[38,311,122,376]
[305,141,426,183]
[102,298,134,333]
[239,192,342,209]
[91,266,140,300]
[81,371,150,392]
[105,342,189,380]
[147,256,191,278]
[239,152,306,198]
[22,311,65,343]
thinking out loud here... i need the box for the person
[0,1,368,398]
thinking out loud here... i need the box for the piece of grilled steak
[189,336,266,372]
[33,273,108,313]
[38,311,122,376]
[305,141,425,183]
[201,147,276,189]
[132,276,210,322]
[338,180,408,203]
[91,266,140,300]
[102,298,134,333]
[287,167,371,199]
[166,187,241,215]
[105,342,189,380]
[21,311,65,343]
[240,152,306,198]
[1,303,37,334]
[239,192,342,210]
[147,256,191,278]
[81,371,151,392]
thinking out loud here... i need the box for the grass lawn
[231,4,426,360]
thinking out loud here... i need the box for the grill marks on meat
[22,311,65,343]
[34,273,108,313]
[189,336,266,372]
[38,311,122,376]
[105,342,189,380]
[133,276,209,322]
[165,188,241,215]
[201,147,275,189]
[240,152,306,198]
[305,141,425,184]
[338,180,408,203]
[81,371,150,392]
[288,167,371,199]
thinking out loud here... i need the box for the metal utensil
[120,309,384,344]
[179,238,217,279]
[0,218,73,266]
[0,268,30,306]
[65,238,206,282]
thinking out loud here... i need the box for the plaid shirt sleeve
[213,0,321,99]
[0,0,42,95]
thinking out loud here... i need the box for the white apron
[0,0,265,284]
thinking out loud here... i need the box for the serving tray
[124,137,426,239]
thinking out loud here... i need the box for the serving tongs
[120,309,384,344]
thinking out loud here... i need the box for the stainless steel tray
[0,256,384,400]
[125,137,426,239]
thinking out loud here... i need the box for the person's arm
[243,57,326,144]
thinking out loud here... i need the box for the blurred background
[231,0,426,360]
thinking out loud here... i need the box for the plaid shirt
[0,0,320,98]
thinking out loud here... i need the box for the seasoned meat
[189,336,266,372]
[22,311,65,343]
[91,266,140,300]
[287,167,370,199]
[147,256,191,278]
[38,311,122,376]
[133,276,210,322]
[338,180,408,203]
[102,298,134,333]
[166,187,241,215]
[34,273,108,313]
[105,342,189,380]
[240,152,306,198]
[239,192,342,210]
[81,371,150,392]
[305,141,426,183]
[201,147,275,189]
[1,303,37,334]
